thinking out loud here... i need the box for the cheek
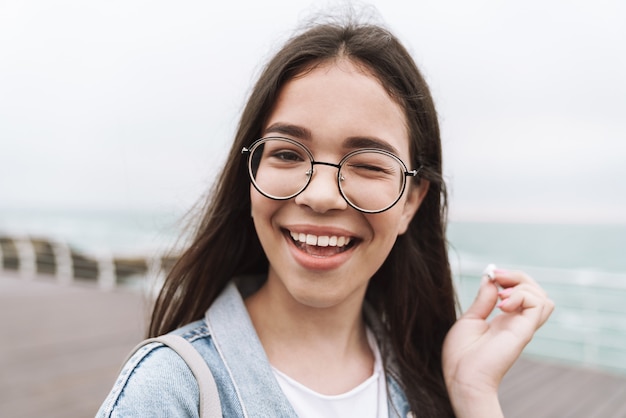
[250,187,270,219]
[250,191,272,249]
[250,187,281,231]
[250,187,260,218]
[367,207,407,243]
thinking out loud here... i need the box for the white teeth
[289,231,352,247]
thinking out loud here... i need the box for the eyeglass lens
[248,138,407,213]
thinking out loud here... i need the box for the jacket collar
[205,279,296,417]
[205,277,410,418]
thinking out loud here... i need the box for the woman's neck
[244,277,374,395]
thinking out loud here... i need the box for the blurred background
[1,0,625,417]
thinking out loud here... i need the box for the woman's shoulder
[96,319,211,417]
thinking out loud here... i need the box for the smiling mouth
[287,230,356,257]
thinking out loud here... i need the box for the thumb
[463,276,499,320]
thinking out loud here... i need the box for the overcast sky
[1,0,625,224]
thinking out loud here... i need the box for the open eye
[271,149,305,162]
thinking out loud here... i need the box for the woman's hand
[442,269,554,418]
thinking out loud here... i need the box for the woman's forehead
[265,59,411,158]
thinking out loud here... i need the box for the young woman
[98,20,553,418]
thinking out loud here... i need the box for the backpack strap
[126,334,223,418]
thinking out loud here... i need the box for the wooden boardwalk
[0,273,148,418]
[2,273,626,418]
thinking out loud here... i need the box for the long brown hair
[150,20,456,417]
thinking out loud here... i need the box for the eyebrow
[264,123,312,141]
[264,122,400,156]
[343,136,400,156]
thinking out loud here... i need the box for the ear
[397,180,429,235]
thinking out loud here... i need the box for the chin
[284,279,366,311]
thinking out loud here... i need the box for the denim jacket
[97,278,411,417]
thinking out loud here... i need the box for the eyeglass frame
[241,136,421,214]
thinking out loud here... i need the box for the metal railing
[0,234,177,290]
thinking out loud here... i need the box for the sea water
[447,221,626,274]
[0,207,184,255]
[1,208,625,375]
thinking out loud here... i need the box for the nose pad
[295,166,348,213]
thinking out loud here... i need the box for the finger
[493,270,549,302]
[492,269,540,289]
[498,289,536,312]
[498,283,546,303]
[462,275,499,320]
[539,298,555,326]
[498,289,554,328]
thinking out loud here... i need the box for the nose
[294,164,348,213]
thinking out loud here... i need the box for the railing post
[97,251,116,291]
[579,269,598,368]
[52,241,73,285]
[147,255,162,279]
[146,255,164,298]
[15,236,36,279]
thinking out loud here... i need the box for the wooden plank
[500,357,626,418]
[0,273,146,418]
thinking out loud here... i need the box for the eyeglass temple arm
[405,166,422,177]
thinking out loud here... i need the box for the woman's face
[250,59,428,310]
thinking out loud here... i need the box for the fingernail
[494,268,510,277]
[498,288,513,297]
[497,298,508,308]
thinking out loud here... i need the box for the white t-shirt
[272,328,388,418]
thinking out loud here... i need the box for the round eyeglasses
[241,137,419,213]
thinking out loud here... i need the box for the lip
[282,226,358,271]
[284,224,358,237]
